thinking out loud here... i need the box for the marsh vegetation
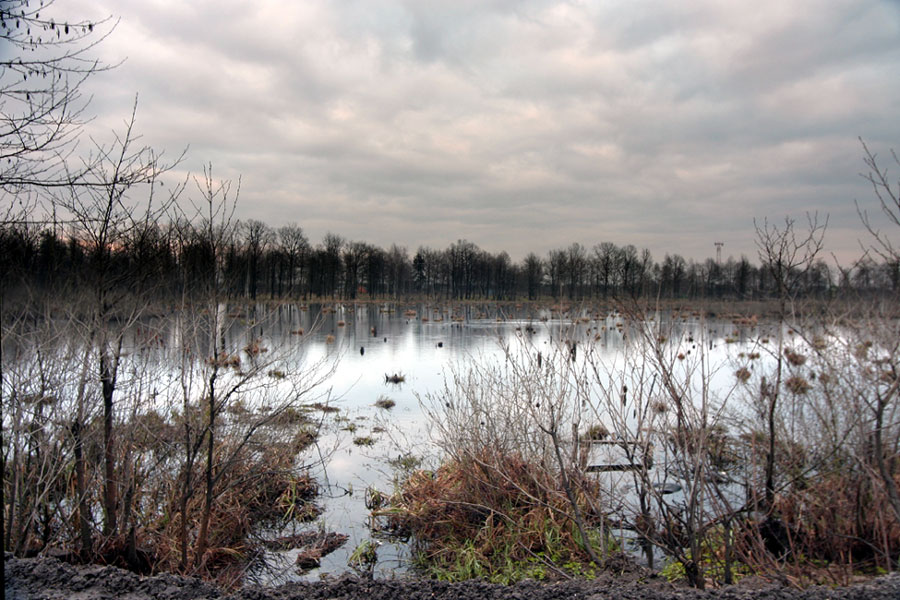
[3,1,900,590]
[3,148,900,588]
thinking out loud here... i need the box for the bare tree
[523,252,543,300]
[321,232,344,298]
[172,166,334,571]
[342,241,369,299]
[278,224,309,298]
[1,0,115,193]
[566,243,587,300]
[3,9,186,549]
[385,243,410,298]
[592,242,617,299]
[853,140,900,525]
[546,248,566,300]
[858,138,900,265]
[754,214,826,509]
[59,102,182,541]
[241,219,273,300]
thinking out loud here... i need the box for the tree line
[2,215,897,304]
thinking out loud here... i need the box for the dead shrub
[785,375,811,395]
[737,470,900,578]
[148,430,320,578]
[784,348,807,366]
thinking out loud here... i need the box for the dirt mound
[6,554,900,600]
[4,554,221,599]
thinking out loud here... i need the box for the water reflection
[3,300,770,584]
[237,302,770,585]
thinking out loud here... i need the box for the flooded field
[198,302,772,584]
[6,297,843,586]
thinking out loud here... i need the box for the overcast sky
[52,0,900,263]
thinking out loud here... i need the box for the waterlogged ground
[8,554,900,600]
[8,302,887,598]
[246,302,556,582]
[228,302,785,583]
[4,300,797,586]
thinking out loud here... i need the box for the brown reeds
[734,469,900,584]
[381,449,605,582]
[151,432,320,579]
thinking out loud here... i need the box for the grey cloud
[46,0,900,264]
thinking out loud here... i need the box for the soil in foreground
[6,554,900,600]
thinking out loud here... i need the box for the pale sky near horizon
[42,0,900,264]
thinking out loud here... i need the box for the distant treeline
[1,218,897,302]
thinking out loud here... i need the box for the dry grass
[379,449,604,582]
[735,470,900,581]
[150,435,320,578]
[374,396,396,409]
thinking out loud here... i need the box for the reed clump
[731,469,900,582]
[379,449,606,583]
[152,429,321,580]
[374,395,396,409]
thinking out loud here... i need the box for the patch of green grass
[659,526,752,585]
[348,539,379,574]
[420,538,584,584]
[353,435,376,447]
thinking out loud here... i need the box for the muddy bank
[7,555,900,600]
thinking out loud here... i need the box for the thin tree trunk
[684,559,705,589]
[100,343,120,537]
[765,356,783,510]
[195,370,217,565]
[5,439,20,552]
[724,517,734,584]
[874,385,900,525]
[179,414,193,571]
[547,427,601,566]
[74,345,93,560]
[765,298,787,510]
[73,422,93,560]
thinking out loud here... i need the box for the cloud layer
[54,0,900,262]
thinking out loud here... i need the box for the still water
[231,302,767,584]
